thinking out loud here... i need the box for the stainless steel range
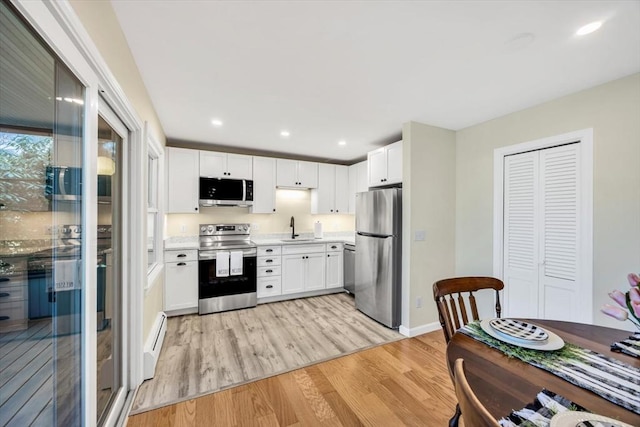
[198,223,257,315]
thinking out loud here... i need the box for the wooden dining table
[446,319,640,425]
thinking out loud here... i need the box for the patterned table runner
[460,322,640,415]
[612,333,640,359]
[499,389,587,427]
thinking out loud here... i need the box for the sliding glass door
[0,1,84,424]
[96,103,127,426]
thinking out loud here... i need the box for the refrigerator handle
[357,231,392,238]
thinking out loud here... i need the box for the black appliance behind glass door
[199,252,257,299]
[199,177,253,205]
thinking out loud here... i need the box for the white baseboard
[143,311,167,380]
[399,321,441,337]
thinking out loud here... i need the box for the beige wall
[455,73,640,330]
[166,189,355,236]
[402,121,456,330]
[69,1,167,341]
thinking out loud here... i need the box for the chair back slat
[469,292,479,321]
[437,299,456,340]
[448,296,461,330]
[457,293,469,325]
[432,277,504,343]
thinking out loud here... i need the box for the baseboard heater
[143,311,167,380]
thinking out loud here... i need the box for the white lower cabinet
[281,244,326,295]
[164,249,198,314]
[325,243,344,289]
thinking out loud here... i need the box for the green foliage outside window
[0,130,52,211]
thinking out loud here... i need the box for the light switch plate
[414,230,426,241]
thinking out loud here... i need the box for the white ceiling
[111,0,640,163]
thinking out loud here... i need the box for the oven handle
[199,247,257,260]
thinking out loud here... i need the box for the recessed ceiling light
[338,140,346,146]
[280,130,290,137]
[576,21,602,36]
[211,119,223,127]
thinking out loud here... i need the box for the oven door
[198,247,257,300]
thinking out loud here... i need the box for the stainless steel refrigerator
[355,187,402,328]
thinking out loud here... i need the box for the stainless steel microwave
[199,178,253,207]
[45,166,112,202]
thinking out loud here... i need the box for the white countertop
[164,232,355,250]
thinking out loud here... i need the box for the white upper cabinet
[348,160,368,214]
[368,140,403,187]
[311,164,348,214]
[166,147,200,213]
[251,156,277,214]
[200,151,253,179]
[276,159,318,188]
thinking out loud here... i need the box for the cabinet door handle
[0,316,10,321]
[266,269,273,273]
[266,259,273,263]
[177,254,187,257]
[266,285,273,289]
[195,207,199,211]
[266,249,273,253]
[177,262,186,266]
[327,254,330,257]
[0,278,9,283]
[331,245,337,249]
[0,292,10,298]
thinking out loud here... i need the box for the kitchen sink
[280,238,316,242]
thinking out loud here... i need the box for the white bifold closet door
[503,143,582,321]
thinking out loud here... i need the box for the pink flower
[630,287,640,305]
[633,302,640,319]
[628,273,640,287]
[601,304,629,321]
[609,290,627,307]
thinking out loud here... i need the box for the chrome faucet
[290,216,299,239]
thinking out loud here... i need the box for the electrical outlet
[180,224,187,233]
[251,223,259,231]
[416,296,423,308]
[414,230,426,241]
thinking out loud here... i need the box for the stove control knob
[207,225,214,232]
[239,225,245,231]
[200,226,206,232]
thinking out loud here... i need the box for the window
[0,129,52,212]
[146,125,164,279]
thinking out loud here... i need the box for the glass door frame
[97,100,129,425]
[12,1,147,425]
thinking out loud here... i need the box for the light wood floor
[127,331,456,426]
[132,293,403,414]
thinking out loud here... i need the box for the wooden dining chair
[433,276,504,343]
[433,276,504,427]
[453,359,501,427]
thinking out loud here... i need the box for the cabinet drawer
[326,243,343,252]
[281,244,325,255]
[257,265,281,277]
[164,249,198,262]
[0,285,26,302]
[257,256,281,267]
[0,300,27,322]
[0,274,27,289]
[257,277,281,298]
[257,246,281,256]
